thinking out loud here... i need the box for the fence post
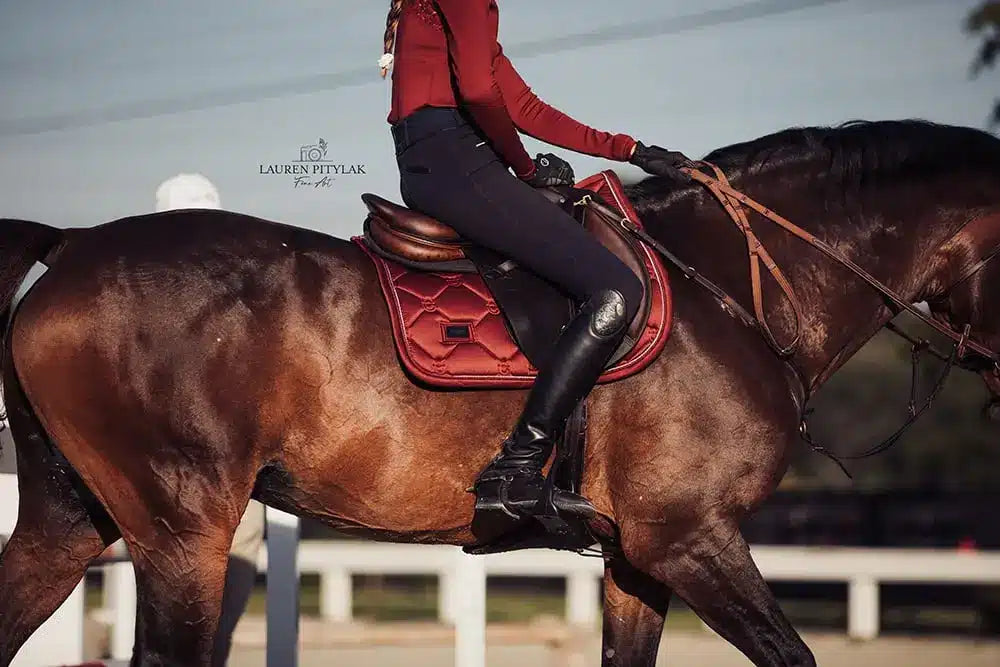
[848,576,879,641]
[565,572,600,629]
[266,507,300,667]
[452,550,486,667]
[107,560,137,661]
[319,568,352,622]
[439,569,458,624]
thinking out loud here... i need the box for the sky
[0,0,996,238]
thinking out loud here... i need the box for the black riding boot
[473,288,630,522]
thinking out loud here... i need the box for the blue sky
[0,0,995,236]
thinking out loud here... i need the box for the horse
[2,118,1000,667]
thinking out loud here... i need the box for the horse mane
[626,119,1000,213]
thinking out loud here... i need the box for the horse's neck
[634,172,997,394]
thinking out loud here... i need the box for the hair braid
[380,0,404,78]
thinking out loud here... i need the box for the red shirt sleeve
[435,0,537,179]
[495,45,637,161]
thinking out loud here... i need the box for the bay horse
[2,119,1000,667]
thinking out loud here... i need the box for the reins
[573,161,1000,473]
[682,163,1000,364]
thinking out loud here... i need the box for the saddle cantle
[352,170,672,388]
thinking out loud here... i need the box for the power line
[510,0,851,58]
[0,0,852,137]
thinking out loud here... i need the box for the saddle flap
[574,173,653,344]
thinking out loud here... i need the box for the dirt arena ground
[220,619,1000,667]
[226,636,1000,667]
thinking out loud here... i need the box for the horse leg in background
[119,477,248,667]
[0,355,120,665]
[126,528,234,666]
[623,519,815,667]
[211,499,265,667]
[601,555,672,666]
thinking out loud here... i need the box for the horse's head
[918,212,1000,419]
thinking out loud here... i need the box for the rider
[380,0,691,524]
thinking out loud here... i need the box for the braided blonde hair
[379,0,404,78]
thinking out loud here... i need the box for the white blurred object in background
[155,173,222,211]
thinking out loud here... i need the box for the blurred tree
[968,2,1000,123]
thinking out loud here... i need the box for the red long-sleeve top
[387,0,637,179]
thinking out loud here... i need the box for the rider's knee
[586,277,640,337]
[600,269,642,325]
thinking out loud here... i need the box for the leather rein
[572,161,1000,472]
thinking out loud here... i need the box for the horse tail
[0,219,63,315]
[0,219,63,441]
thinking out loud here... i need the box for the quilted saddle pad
[354,170,673,388]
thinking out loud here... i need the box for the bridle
[575,161,1000,472]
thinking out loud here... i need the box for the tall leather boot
[473,288,630,521]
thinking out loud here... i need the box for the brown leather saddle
[359,183,656,373]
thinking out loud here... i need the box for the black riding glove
[629,141,694,181]
[523,152,575,188]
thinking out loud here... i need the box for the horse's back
[66,209,356,272]
[15,209,368,328]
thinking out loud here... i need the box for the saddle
[352,170,672,389]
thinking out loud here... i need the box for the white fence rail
[254,537,606,628]
[253,540,1000,643]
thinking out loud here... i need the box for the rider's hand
[522,153,575,188]
[629,141,695,181]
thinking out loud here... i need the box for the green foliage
[967,2,1000,124]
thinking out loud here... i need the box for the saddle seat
[362,193,468,266]
[353,170,673,389]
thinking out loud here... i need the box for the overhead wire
[0,0,863,137]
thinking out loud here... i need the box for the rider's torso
[387,0,500,124]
